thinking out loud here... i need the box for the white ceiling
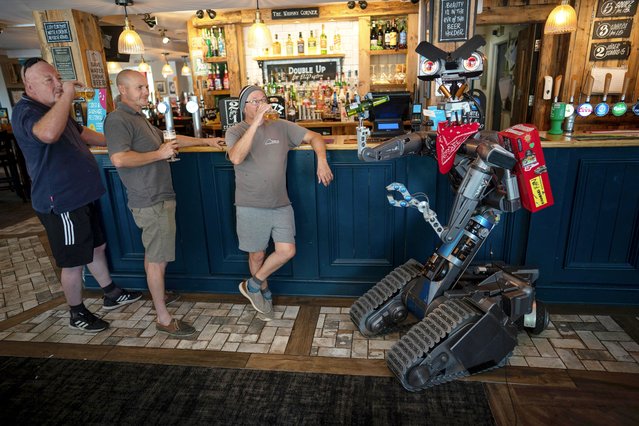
[0,0,349,62]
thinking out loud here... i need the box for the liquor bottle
[297,32,305,54]
[398,19,407,50]
[286,33,294,56]
[211,29,219,57]
[320,24,327,55]
[345,95,389,117]
[207,64,215,90]
[308,30,317,54]
[384,21,391,50]
[389,19,398,50]
[217,28,226,57]
[203,29,213,58]
[216,64,224,90]
[223,67,229,90]
[333,32,341,52]
[370,21,378,50]
[272,34,281,55]
[377,24,384,49]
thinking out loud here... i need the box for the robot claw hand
[386,182,445,237]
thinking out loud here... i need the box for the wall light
[180,56,192,76]
[247,0,272,52]
[161,52,174,78]
[544,1,577,35]
[116,0,144,54]
[160,29,171,44]
[206,9,217,19]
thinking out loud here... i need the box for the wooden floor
[1,192,638,425]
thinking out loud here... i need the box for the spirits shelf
[254,53,345,61]
[369,49,408,56]
[203,57,229,63]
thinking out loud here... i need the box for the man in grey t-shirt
[105,69,223,337]
[225,85,333,319]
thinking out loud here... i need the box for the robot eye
[462,53,483,72]
[421,59,440,76]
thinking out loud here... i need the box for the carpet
[0,356,495,425]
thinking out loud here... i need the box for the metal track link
[349,259,423,333]
[386,298,482,391]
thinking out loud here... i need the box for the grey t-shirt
[104,103,175,208]
[225,119,306,208]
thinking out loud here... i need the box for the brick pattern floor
[310,307,639,374]
[0,297,298,354]
[0,236,62,321]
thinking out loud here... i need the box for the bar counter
[88,132,639,305]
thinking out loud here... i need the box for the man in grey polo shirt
[104,69,223,337]
[225,85,333,320]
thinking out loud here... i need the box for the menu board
[596,0,638,17]
[44,21,72,43]
[593,19,633,39]
[439,0,471,42]
[264,59,338,83]
[219,97,241,131]
[589,41,631,61]
[51,46,77,81]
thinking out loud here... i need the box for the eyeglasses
[21,57,46,79]
[246,98,269,105]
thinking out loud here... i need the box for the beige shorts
[130,199,176,263]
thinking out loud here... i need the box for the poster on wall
[43,21,72,43]
[595,0,638,17]
[86,50,107,88]
[86,89,107,133]
[51,46,76,81]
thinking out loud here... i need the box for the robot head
[417,35,486,83]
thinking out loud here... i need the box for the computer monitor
[369,91,412,121]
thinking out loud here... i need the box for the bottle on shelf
[214,64,223,90]
[390,19,398,50]
[384,21,391,50]
[333,32,341,52]
[223,67,229,90]
[207,64,215,90]
[272,34,281,55]
[346,95,389,117]
[308,30,317,54]
[377,24,384,50]
[286,33,294,56]
[370,21,378,50]
[217,28,226,57]
[297,32,305,55]
[398,18,407,50]
[320,24,327,55]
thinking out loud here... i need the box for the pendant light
[247,0,272,52]
[138,55,150,73]
[544,1,577,35]
[116,0,145,54]
[161,53,174,78]
[180,56,192,76]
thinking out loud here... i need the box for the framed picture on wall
[155,81,166,95]
[8,88,25,106]
[168,80,176,95]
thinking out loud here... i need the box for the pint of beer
[264,109,279,121]
[75,87,95,101]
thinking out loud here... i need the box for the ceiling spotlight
[206,9,216,19]
[141,13,157,29]
[196,10,204,19]
[347,1,356,9]
[160,29,170,44]
[359,1,368,9]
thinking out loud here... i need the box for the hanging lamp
[544,1,577,35]
[116,0,145,54]
[180,56,192,76]
[138,55,150,72]
[161,53,174,78]
[247,0,272,52]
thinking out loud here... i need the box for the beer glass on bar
[162,129,180,162]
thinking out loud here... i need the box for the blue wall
[89,146,639,305]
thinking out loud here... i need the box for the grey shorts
[130,199,176,263]
[236,205,296,253]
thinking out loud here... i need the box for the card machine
[372,118,404,137]
[411,103,424,130]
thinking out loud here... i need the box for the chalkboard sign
[264,58,339,83]
[219,97,241,131]
[593,19,633,39]
[439,0,471,42]
[271,7,319,20]
[596,0,638,17]
[267,96,286,119]
[44,21,72,43]
[589,41,631,60]
[51,46,77,81]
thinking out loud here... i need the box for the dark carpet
[0,356,495,425]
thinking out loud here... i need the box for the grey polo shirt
[104,102,175,208]
[225,119,306,208]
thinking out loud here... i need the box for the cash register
[369,92,411,139]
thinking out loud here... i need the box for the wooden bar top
[90,131,639,154]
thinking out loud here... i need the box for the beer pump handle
[585,74,594,102]
[553,75,562,102]
[602,73,612,102]
[620,76,629,102]
[569,78,577,103]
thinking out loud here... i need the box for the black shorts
[36,201,106,268]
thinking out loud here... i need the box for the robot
[349,35,552,391]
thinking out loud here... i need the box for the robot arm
[359,131,436,162]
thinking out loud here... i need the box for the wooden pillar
[32,9,114,112]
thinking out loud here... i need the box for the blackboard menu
[589,41,631,60]
[264,59,338,83]
[51,46,77,81]
[219,97,241,131]
[593,19,633,39]
[596,0,638,17]
[44,21,72,43]
[439,0,471,42]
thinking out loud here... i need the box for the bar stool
[0,131,28,201]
